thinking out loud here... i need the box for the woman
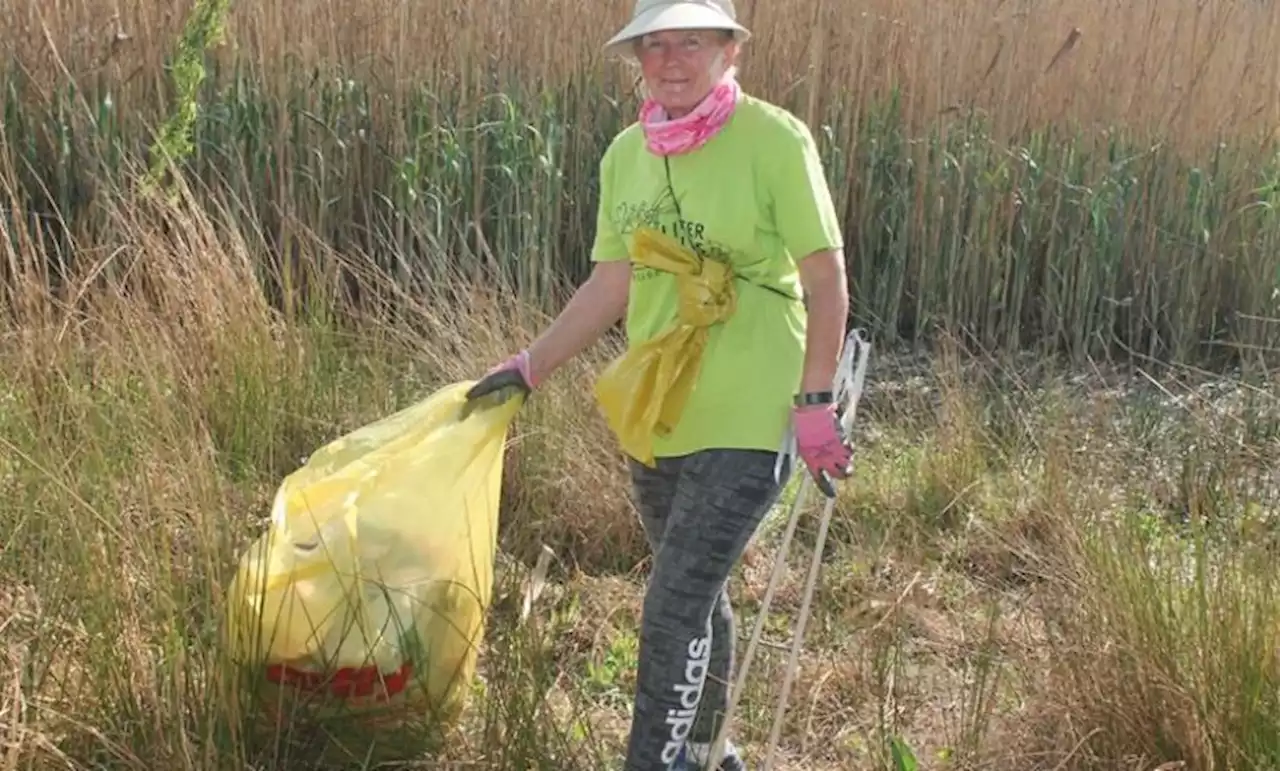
[464,1,854,768]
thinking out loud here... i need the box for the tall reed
[5,0,1280,365]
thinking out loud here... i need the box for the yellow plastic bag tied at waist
[222,381,523,722]
[594,226,738,467]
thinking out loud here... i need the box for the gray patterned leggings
[622,449,792,771]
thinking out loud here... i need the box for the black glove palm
[459,358,533,420]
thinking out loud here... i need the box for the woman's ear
[722,39,742,70]
[713,42,741,78]
[621,54,647,100]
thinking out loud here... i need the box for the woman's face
[634,28,738,118]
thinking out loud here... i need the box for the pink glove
[485,350,538,389]
[792,402,854,493]
[464,349,539,406]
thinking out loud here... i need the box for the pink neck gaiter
[639,68,742,157]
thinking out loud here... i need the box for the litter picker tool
[705,327,872,771]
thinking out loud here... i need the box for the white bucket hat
[603,0,751,60]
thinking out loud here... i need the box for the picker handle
[706,328,872,771]
[814,327,871,498]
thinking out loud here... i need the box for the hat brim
[603,4,751,60]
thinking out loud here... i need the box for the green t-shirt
[590,93,844,460]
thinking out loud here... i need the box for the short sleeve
[768,117,844,261]
[590,141,629,263]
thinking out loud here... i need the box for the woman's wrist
[794,390,834,407]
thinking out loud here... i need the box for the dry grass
[3,0,1280,768]
[0,165,634,768]
[2,164,1279,769]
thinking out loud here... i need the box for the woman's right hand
[465,350,537,403]
[462,260,629,415]
[463,348,537,414]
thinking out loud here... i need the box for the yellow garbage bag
[223,380,522,723]
[594,227,737,467]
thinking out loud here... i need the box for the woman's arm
[765,115,849,395]
[796,248,850,393]
[525,260,631,383]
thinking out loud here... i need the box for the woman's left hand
[792,402,854,494]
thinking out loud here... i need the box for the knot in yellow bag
[594,226,737,466]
